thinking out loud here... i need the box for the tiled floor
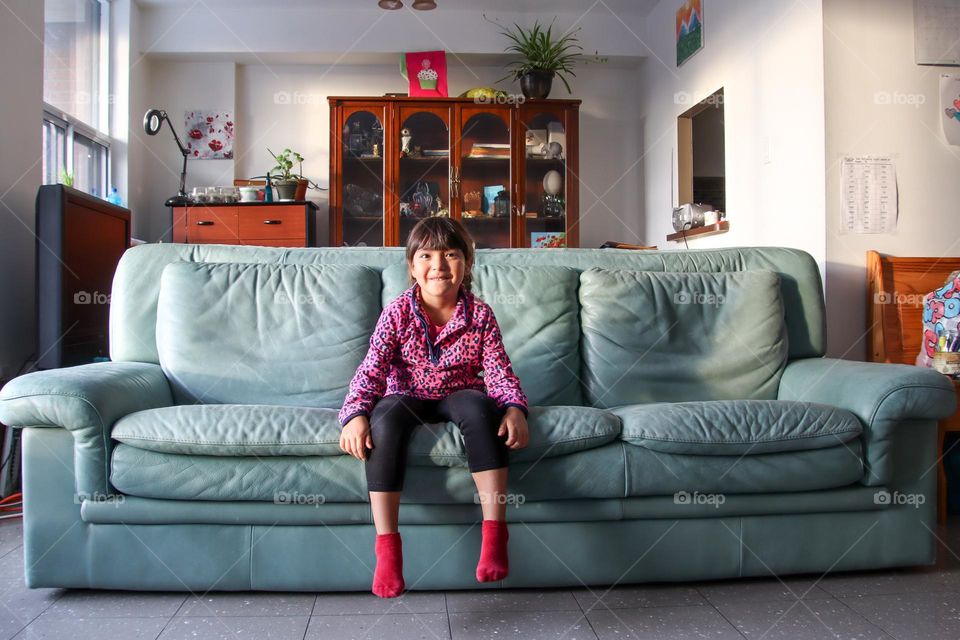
[1,517,959,639]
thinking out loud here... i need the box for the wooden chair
[866,250,960,523]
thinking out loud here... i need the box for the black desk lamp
[143,108,192,207]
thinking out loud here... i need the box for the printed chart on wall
[840,155,898,234]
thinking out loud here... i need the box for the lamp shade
[378,0,402,8]
[412,0,436,8]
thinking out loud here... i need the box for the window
[42,0,111,198]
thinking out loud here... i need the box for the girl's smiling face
[409,247,469,302]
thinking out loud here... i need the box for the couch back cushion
[156,261,381,407]
[580,268,788,407]
[381,263,582,406]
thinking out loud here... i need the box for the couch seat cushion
[613,400,862,455]
[112,404,620,466]
[580,268,789,407]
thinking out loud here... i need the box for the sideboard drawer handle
[263,219,282,225]
[195,220,214,226]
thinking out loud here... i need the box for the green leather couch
[0,243,954,591]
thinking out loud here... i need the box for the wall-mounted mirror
[678,88,725,213]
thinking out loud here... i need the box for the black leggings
[365,389,509,492]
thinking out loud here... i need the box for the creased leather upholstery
[614,399,862,455]
[156,261,380,407]
[580,268,788,407]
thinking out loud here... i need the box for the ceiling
[135,0,661,17]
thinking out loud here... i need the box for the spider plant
[487,15,599,94]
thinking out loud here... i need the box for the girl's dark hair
[405,217,475,290]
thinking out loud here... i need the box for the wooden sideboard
[170,202,317,247]
[866,250,960,523]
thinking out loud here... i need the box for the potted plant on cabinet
[268,147,308,201]
[488,16,602,99]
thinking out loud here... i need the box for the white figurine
[401,128,412,156]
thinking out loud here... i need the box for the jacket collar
[408,283,472,339]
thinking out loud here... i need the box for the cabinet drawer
[186,207,239,241]
[239,205,306,240]
[239,238,307,247]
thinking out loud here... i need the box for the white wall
[0,0,43,381]
[823,0,960,360]
[638,0,826,263]
[232,60,643,248]
[137,62,235,242]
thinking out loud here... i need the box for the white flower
[418,68,439,81]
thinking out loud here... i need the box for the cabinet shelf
[329,97,580,247]
[665,220,729,242]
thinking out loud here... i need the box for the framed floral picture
[185,110,234,159]
[531,232,567,249]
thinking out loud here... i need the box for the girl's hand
[498,407,529,449]
[340,415,373,461]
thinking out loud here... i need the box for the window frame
[41,0,113,199]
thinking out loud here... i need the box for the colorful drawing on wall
[185,110,234,159]
[531,232,567,248]
[676,0,703,67]
[940,74,960,146]
[401,51,448,97]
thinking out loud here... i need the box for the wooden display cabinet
[328,96,580,248]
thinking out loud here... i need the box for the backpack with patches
[917,270,960,368]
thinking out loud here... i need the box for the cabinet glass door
[458,109,512,248]
[521,111,568,248]
[397,108,450,246]
[340,110,385,246]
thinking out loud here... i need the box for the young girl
[338,217,530,598]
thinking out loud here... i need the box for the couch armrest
[778,358,956,486]
[0,361,173,495]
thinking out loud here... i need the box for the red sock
[372,532,404,598]
[476,519,509,582]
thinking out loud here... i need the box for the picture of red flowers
[184,110,234,159]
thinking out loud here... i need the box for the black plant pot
[520,70,555,99]
[275,181,298,201]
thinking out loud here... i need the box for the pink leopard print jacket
[338,284,528,426]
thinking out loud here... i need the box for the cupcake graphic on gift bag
[417,59,439,91]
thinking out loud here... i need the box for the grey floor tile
[0,524,23,558]
[307,612,450,640]
[12,614,168,639]
[0,579,66,637]
[819,565,960,598]
[696,577,834,606]
[572,584,708,610]
[0,549,24,581]
[716,596,893,639]
[450,610,595,639]
[159,615,309,639]
[312,591,446,615]
[175,592,316,617]
[586,605,742,639]
[43,589,186,618]
[446,588,579,612]
[841,592,960,640]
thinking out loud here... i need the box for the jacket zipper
[412,293,441,364]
